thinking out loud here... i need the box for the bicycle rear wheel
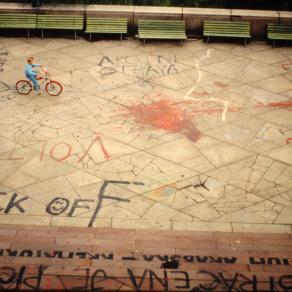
[46,80,63,96]
[16,80,32,95]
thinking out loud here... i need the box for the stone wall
[0,3,292,38]
[183,8,230,36]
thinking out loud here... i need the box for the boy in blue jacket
[24,56,41,95]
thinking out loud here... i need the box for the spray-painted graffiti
[95,55,179,80]
[0,134,111,162]
[0,47,10,99]
[0,180,144,227]
[1,250,291,266]
[0,46,7,73]
[0,89,15,102]
[191,271,292,292]
[0,265,46,290]
[0,265,291,291]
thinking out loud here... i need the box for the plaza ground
[0,36,292,233]
[0,35,292,291]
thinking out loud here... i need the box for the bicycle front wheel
[46,80,63,96]
[16,80,32,95]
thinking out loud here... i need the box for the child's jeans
[28,76,39,92]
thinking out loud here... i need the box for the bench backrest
[86,17,127,33]
[138,19,185,33]
[268,23,292,35]
[37,14,84,30]
[0,13,37,28]
[204,21,250,36]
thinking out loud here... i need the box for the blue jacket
[25,64,40,79]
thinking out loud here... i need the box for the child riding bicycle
[24,56,42,95]
[17,58,62,96]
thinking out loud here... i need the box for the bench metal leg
[41,29,44,40]
[27,29,30,39]
[272,40,275,48]
[180,39,183,46]
[207,36,210,44]
[74,30,76,40]
[120,34,122,41]
[90,33,92,41]
[244,38,247,46]
[143,39,146,45]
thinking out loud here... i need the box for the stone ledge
[0,3,34,13]
[133,6,183,24]
[0,3,31,10]
[38,4,85,14]
[231,9,279,18]
[183,7,231,16]
[133,6,183,15]
[86,4,134,13]
[39,4,85,12]
[279,11,292,19]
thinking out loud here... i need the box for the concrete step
[0,224,291,291]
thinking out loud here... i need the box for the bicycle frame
[36,70,50,86]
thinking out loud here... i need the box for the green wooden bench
[85,17,127,41]
[267,23,292,47]
[137,19,187,44]
[0,14,37,38]
[37,14,84,39]
[203,21,251,46]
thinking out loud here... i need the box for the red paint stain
[128,100,200,142]
[256,102,264,108]
[268,100,292,108]
[191,91,210,97]
[191,107,225,115]
[286,138,292,144]
[282,63,292,70]
[214,81,229,89]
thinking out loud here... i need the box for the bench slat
[0,14,37,29]
[203,20,251,44]
[268,23,292,41]
[137,20,186,42]
[37,15,83,30]
[85,17,127,36]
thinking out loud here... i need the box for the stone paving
[0,36,292,233]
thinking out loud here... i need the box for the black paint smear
[161,260,179,269]
[88,180,144,227]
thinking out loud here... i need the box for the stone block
[0,3,34,14]
[183,8,231,36]
[279,11,292,25]
[134,6,183,29]
[231,9,279,38]
[86,5,134,30]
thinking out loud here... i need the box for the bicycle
[16,67,63,96]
